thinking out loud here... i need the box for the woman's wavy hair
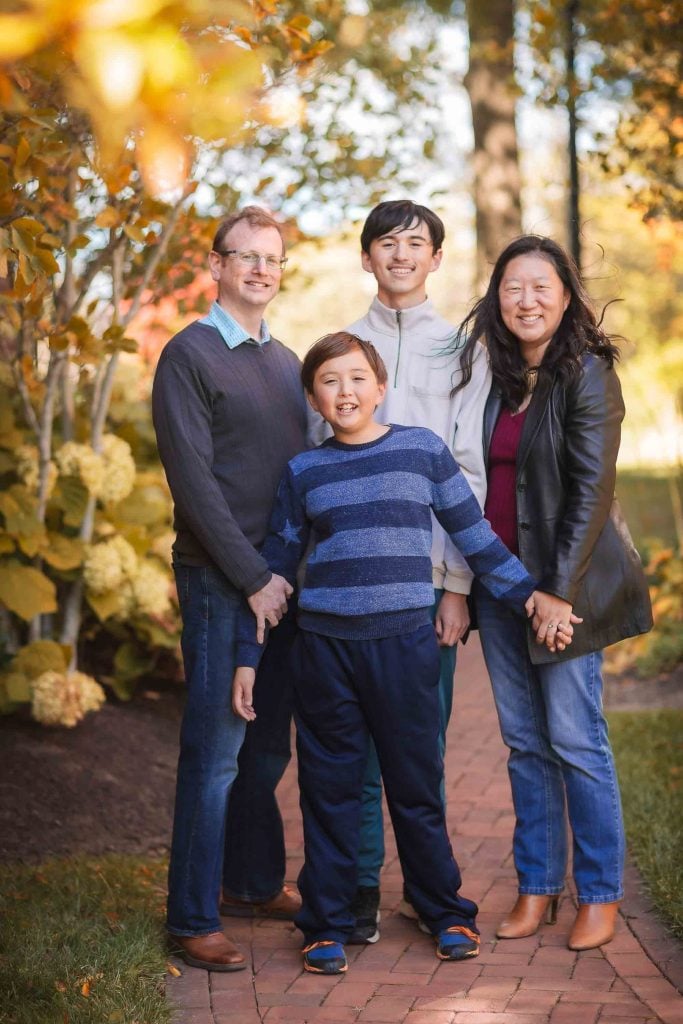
[452,235,620,409]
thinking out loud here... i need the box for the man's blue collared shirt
[199,301,270,348]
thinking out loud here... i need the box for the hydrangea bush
[0,359,181,723]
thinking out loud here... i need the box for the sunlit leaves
[0,561,57,620]
[0,0,330,194]
[527,0,681,219]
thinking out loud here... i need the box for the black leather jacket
[483,353,653,664]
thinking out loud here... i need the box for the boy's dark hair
[301,333,388,393]
[360,200,445,253]
[213,205,285,254]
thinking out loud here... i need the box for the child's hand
[232,667,257,721]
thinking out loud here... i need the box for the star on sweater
[278,519,301,546]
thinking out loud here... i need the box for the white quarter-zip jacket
[346,296,491,594]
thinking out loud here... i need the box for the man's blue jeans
[167,565,246,936]
[475,583,625,903]
[167,565,295,936]
[356,589,457,888]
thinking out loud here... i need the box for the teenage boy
[232,333,573,976]
[346,200,491,941]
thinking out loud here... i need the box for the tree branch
[122,187,193,327]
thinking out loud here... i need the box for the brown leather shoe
[496,894,559,939]
[220,884,301,920]
[568,902,619,951]
[173,931,247,971]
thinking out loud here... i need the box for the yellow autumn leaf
[0,561,57,620]
[0,15,51,60]
[86,588,122,622]
[166,962,181,977]
[42,533,84,571]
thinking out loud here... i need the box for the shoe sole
[181,952,248,972]
[303,961,348,974]
[347,929,380,945]
[436,947,480,961]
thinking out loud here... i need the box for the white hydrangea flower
[109,535,138,579]
[114,580,136,620]
[16,444,57,497]
[31,670,106,728]
[131,560,172,617]
[55,442,105,496]
[83,536,138,594]
[99,434,136,504]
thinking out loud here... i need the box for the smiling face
[307,347,387,444]
[361,218,442,309]
[208,221,284,323]
[498,253,570,365]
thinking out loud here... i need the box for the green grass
[0,856,173,1024]
[616,468,681,553]
[608,709,683,940]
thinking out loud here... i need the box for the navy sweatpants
[292,623,478,945]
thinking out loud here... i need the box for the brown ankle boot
[568,902,619,951]
[496,894,559,939]
[173,931,247,971]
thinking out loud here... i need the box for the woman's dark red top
[484,406,528,556]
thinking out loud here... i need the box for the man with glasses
[153,207,307,971]
[344,200,491,944]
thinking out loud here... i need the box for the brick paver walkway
[166,637,683,1024]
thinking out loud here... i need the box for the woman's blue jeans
[475,583,625,904]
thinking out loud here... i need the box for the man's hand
[434,591,470,647]
[232,667,257,721]
[525,591,583,653]
[247,574,293,644]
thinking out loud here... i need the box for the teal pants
[356,590,458,888]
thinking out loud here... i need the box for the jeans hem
[302,932,349,946]
[167,925,223,938]
[576,892,623,904]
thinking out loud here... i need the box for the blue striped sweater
[237,425,536,666]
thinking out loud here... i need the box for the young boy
[233,332,572,976]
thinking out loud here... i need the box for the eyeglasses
[213,249,288,271]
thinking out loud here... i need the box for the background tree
[527,0,682,237]
[464,0,522,289]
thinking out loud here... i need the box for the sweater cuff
[442,569,473,595]
[242,568,273,598]
[235,639,265,670]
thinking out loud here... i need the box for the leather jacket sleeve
[542,357,624,604]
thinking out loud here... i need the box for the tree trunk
[465,0,522,293]
[566,0,581,268]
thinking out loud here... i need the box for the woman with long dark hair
[454,236,652,950]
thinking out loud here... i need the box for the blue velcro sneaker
[302,940,348,974]
[436,925,481,961]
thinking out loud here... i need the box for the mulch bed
[0,685,182,864]
[0,669,681,865]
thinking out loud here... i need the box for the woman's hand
[525,592,583,652]
[232,667,257,721]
